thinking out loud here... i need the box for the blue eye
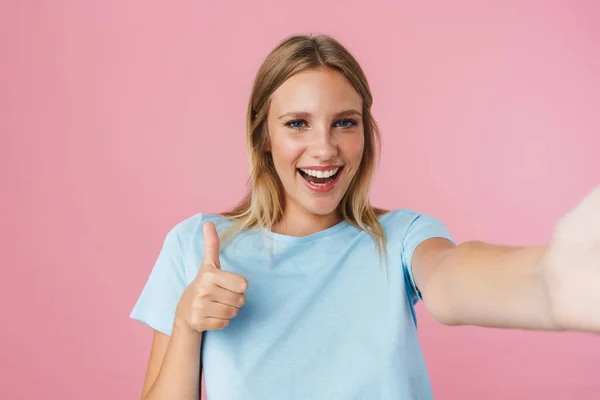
[286,120,306,129]
[285,119,357,130]
[335,119,357,128]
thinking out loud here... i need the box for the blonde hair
[220,33,388,266]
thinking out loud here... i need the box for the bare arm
[412,186,600,334]
[138,221,248,399]
[142,327,203,400]
[412,238,557,330]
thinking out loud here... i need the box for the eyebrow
[277,109,362,120]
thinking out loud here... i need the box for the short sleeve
[401,212,455,306]
[130,223,189,336]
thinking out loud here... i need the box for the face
[266,67,365,220]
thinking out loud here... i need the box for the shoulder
[378,207,454,244]
[378,208,431,232]
[379,208,421,223]
[163,212,235,248]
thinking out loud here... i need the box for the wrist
[537,245,569,331]
[173,317,204,340]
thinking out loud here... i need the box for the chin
[301,196,343,216]
[285,172,351,217]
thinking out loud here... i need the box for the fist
[175,221,248,333]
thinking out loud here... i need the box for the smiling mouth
[297,167,343,186]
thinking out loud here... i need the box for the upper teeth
[300,168,340,178]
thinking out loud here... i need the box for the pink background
[2,1,599,399]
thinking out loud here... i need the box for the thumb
[201,222,221,269]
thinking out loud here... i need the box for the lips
[298,167,341,183]
[297,166,344,192]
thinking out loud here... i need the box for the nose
[310,129,338,161]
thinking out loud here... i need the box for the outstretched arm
[413,186,600,334]
[413,239,556,330]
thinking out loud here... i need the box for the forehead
[269,67,362,116]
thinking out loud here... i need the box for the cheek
[342,133,365,165]
[270,132,304,173]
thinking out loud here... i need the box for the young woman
[130,33,600,400]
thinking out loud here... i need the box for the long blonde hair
[220,33,388,263]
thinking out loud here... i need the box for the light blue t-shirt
[130,208,454,399]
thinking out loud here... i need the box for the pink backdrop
[2,1,599,399]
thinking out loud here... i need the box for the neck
[272,209,341,237]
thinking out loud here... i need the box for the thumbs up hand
[174,222,248,334]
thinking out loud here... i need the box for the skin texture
[267,67,365,237]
